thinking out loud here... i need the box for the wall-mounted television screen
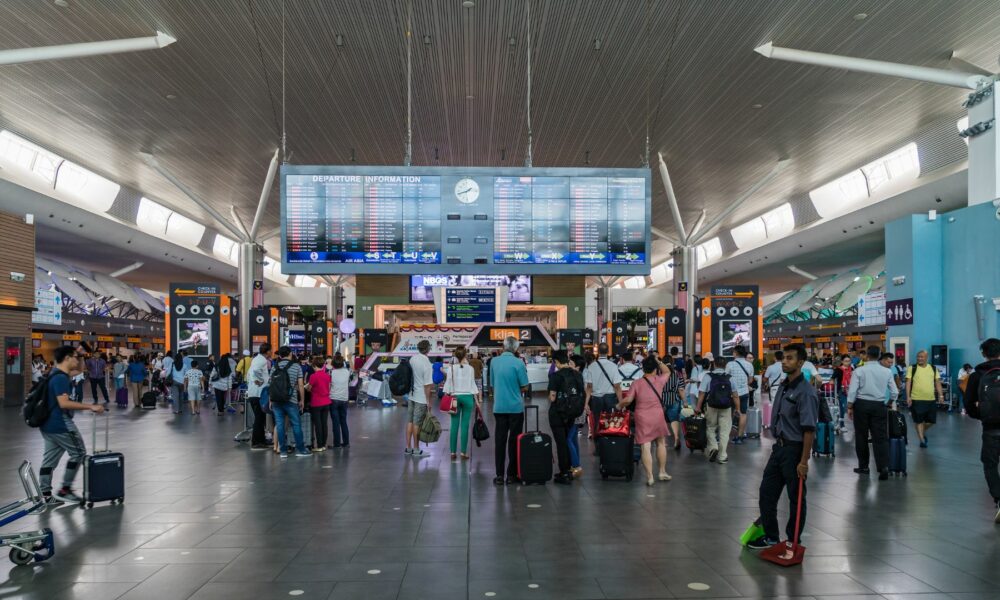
[177,318,211,358]
[410,275,531,303]
[719,319,752,358]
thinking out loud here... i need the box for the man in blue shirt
[489,337,530,485]
[39,346,105,504]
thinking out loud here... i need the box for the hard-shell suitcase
[516,406,552,485]
[683,415,708,452]
[762,400,772,430]
[888,437,907,476]
[115,386,128,408]
[813,421,837,458]
[888,410,907,441]
[598,436,634,481]
[140,391,158,409]
[82,413,124,508]
[813,421,835,457]
[745,407,762,438]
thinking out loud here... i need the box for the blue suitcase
[813,421,835,457]
[888,437,907,476]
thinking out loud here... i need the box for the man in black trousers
[846,345,899,480]
[748,343,817,551]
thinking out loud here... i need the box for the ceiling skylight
[860,143,920,195]
[761,202,794,238]
[136,197,172,235]
[696,237,722,265]
[808,169,868,218]
[55,161,121,212]
[165,212,206,247]
[212,234,237,263]
[0,130,62,185]
[730,218,767,249]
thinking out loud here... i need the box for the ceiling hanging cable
[642,0,652,167]
[404,0,413,166]
[281,0,287,163]
[246,0,281,141]
[524,0,533,168]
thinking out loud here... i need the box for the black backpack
[269,362,294,403]
[554,370,586,421]
[23,374,53,428]
[977,367,1000,425]
[388,359,413,397]
[706,373,733,408]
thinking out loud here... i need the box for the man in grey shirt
[847,345,899,480]
[269,346,309,458]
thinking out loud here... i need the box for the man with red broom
[747,343,818,564]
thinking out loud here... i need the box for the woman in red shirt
[306,357,332,451]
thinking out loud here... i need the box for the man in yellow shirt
[906,350,943,448]
[235,350,252,383]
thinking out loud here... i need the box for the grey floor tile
[49,582,139,600]
[596,576,672,599]
[846,572,942,594]
[188,582,334,600]
[117,564,226,600]
[326,580,403,600]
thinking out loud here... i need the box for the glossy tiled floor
[1,397,998,600]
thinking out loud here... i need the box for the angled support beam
[687,209,707,243]
[258,227,281,242]
[230,206,252,241]
[250,148,280,240]
[656,153,688,243]
[109,262,143,278]
[787,265,818,281]
[948,51,994,77]
[650,227,680,247]
[138,152,247,242]
[754,42,990,90]
[688,159,790,246]
[0,31,175,66]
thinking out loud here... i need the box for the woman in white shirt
[957,363,974,415]
[442,346,482,460]
[686,356,706,407]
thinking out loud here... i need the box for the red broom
[760,476,807,566]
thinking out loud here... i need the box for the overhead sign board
[444,288,496,323]
[886,298,914,326]
[857,290,886,327]
[32,289,62,326]
[281,165,651,275]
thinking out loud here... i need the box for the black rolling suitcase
[140,391,158,409]
[887,409,907,476]
[82,413,125,508]
[516,406,552,485]
[598,436,634,481]
[683,415,708,453]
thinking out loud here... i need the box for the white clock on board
[454,178,480,204]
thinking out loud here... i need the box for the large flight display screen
[281,165,650,275]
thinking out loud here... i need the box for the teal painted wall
[885,203,1000,371]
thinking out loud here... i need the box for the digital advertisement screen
[719,319,752,357]
[410,275,531,303]
[177,318,211,358]
[281,166,650,275]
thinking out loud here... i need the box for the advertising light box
[281,165,651,275]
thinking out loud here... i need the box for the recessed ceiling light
[853,12,868,21]
[53,0,70,7]
[462,0,475,7]
[751,103,763,109]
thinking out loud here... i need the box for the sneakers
[279,453,288,459]
[718,457,729,464]
[412,449,428,459]
[878,470,889,481]
[43,494,64,506]
[919,440,928,448]
[746,536,778,551]
[493,476,505,486]
[554,473,573,485]
[853,467,870,475]
[295,451,311,458]
[250,444,270,451]
[994,501,1000,524]
[708,449,719,463]
[733,438,744,446]
[55,488,82,503]
[404,448,414,455]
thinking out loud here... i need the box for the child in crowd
[186,360,205,415]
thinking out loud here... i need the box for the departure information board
[445,288,496,323]
[281,166,650,275]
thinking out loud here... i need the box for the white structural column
[966,81,1000,206]
[238,242,263,353]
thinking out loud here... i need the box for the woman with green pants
[443,346,482,460]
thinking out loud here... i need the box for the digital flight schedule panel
[281,165,650,275]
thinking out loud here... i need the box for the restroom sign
[886,298,914,326]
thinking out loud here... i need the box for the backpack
[388,359,413,397]
[23,374,53,428]
[418,411,442,443]
[977,367,1000,425]
[269,361,294,403]
[554,370,586,421]
[706,373,733,408]
[618,366,640,391]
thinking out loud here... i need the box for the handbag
[439,365,458,414]
[472,406,490,447]
[597,409,631,437]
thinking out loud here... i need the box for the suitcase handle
[523,404,539,433]
[92,410,110,453]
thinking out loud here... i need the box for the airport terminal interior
[1,1,1000,599]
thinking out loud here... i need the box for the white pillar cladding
[238,242,263,353]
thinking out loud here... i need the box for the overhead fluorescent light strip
[54,161,120,212]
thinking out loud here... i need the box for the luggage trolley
[0,461,55,565]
